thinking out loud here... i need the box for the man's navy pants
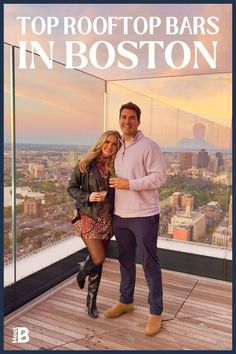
[113,214,163,315]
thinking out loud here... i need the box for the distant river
[4,187,45,207]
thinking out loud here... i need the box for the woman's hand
[89,191,107,202]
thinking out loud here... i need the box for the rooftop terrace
[4,258,232,350]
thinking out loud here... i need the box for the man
[177,122,216,150]
[105,102,167,336]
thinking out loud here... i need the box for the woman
[67,130,121,318]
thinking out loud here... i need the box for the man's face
[119,109,140,138]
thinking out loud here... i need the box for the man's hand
[109,178,129,189]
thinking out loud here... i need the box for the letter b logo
[17,327,29,343]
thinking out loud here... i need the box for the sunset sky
[4,4,232,147]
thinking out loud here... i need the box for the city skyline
[3,141,232,153]
[4,144,232,266]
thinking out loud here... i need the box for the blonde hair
[78,130,121,173]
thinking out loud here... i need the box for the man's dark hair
[119,102,141,122]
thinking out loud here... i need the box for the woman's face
[101,134,119,158]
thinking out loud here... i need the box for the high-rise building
[208,156,218,173]
[28,163,46,178]
[170,192,182,213]
[24,198,43,217]
[197,149,209,169]
[192,153,198,168]
[215,152,224,172]
[180,152,193,171]
[170,192,194,214]
[168,210,206,242]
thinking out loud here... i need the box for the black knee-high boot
[76,255,98,289]
[87,264,103,318]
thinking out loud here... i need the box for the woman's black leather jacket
[67,160,114,220]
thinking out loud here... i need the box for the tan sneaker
[104,302,134,318]
[144,314,162,336]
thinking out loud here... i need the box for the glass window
[4,45,106,285]
[4,43,14,285]
[106,74,232,262]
